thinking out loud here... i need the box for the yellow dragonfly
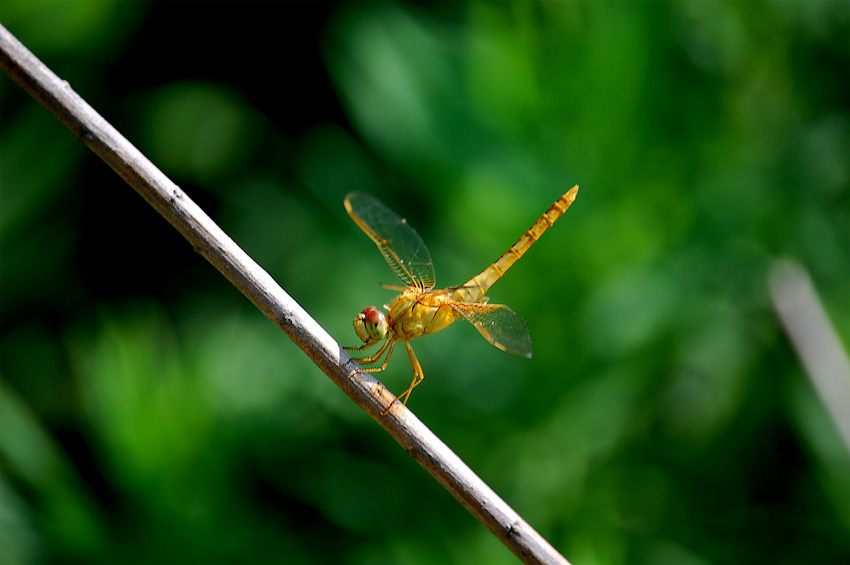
[344,186,579,411]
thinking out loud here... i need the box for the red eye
[362,306,384,325]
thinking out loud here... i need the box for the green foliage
[1,1,848,563]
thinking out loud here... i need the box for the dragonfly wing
[452,302,533,358]
[345,192,436,290]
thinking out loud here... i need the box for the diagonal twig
[769,260,850,453]
[0,24,569,565]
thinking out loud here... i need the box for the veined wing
[345,192,436,291]
[452,302,532,358]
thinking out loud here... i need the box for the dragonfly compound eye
[353,306,388,343]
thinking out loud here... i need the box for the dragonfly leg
[343,340,380,352]
[349,340,399,415]
[395,340,424,407]
[348,335,393,366]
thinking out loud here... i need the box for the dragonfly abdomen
[457,186,579,302]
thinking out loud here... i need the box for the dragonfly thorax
[387,288,459,338]
[353,306,388,343]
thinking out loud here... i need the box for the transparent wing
[452,302,533,358]
[345,192,436,290]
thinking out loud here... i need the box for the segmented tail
[453,186,578,303]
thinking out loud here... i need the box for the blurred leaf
[136,82,264,184]
[0,0,147,55]
[68,302,213,487]
[0,379,105,561]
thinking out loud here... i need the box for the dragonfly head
[353,306,388,344]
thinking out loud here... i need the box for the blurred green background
[1,1,848,563]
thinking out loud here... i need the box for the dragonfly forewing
[345,192,436,290]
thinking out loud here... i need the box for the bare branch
[0,24,569,565]
[769,259,850,453]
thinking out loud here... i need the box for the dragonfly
[344,186,579,412]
